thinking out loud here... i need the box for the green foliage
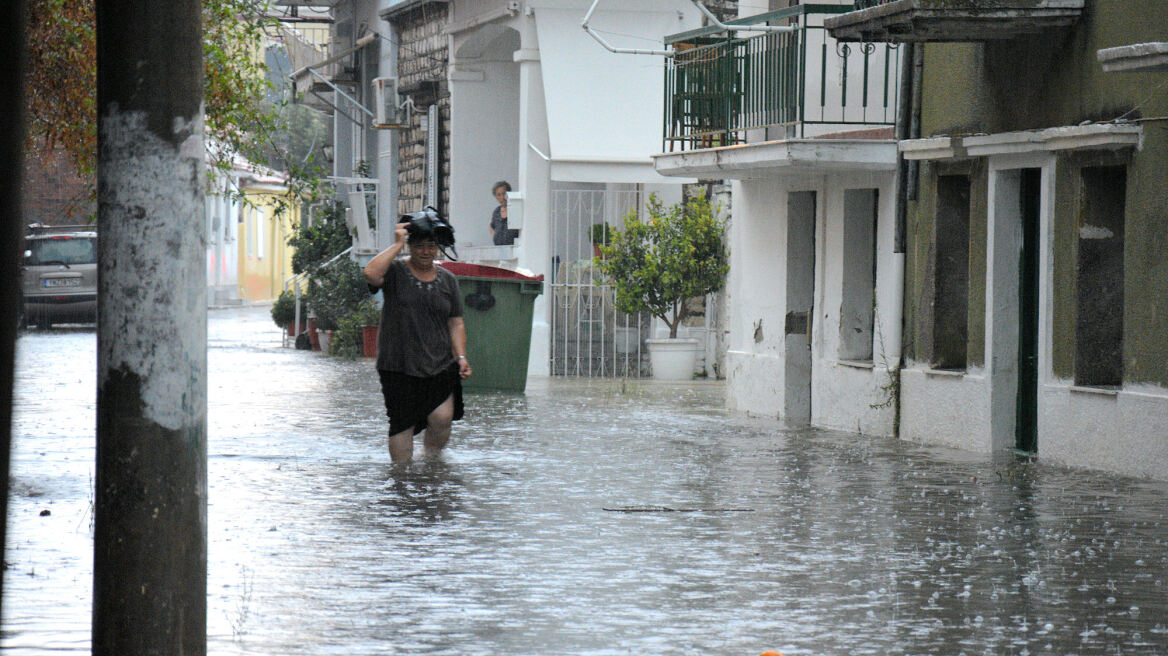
[24,0,96,178]
[270,288,297,328]
[306,258,368,331]
[24,0,329,211]
[599,192,728,339]
[330,300,381,359]
[352,297,382,326]
[589,222,613,245]
[289,202,352,275]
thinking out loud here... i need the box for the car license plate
[42,278,80,288]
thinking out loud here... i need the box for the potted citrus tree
[270,288,302,337]
[598,192,728,380]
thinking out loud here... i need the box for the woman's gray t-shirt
[371,259,463,377]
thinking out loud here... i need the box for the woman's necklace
[408,259,437,281]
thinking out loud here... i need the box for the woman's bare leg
[422,395,455,457]
[388,427,415,463]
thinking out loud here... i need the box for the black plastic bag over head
[402,206,458,260]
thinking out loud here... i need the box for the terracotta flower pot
[308,318,320,351]
[362,325,379,358]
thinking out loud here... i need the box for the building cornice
[901,124,1142,160]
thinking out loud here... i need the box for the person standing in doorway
[489,180,518,245]
[363,209,471,464]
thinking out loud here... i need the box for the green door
[1015,169,1041,452]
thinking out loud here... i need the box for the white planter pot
[318,329,332,355]
[646,338,700,381]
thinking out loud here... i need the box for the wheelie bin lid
[438,261,544,282]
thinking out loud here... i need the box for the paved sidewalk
[5,305,1168,655]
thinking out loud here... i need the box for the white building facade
[443,0,701,378]
[654,2,904,434]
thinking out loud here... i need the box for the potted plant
[353,299,382,358]
[589,222,613,259]
[306,258,369,355]
[598,192,728,380]
[270,288,303,336]
[330,300,381,359]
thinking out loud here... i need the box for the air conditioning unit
[373,77,410,129]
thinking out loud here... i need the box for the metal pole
[0,0,28,620]
[94,2,207,654]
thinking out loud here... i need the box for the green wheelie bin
[438,262,543,392]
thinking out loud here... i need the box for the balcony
[663,4,901,153]
[825,0,1084,43]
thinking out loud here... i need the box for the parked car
[21,224,98,328]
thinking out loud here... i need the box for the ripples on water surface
[5,307,1168,655]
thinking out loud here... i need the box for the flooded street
[5,305,1168,655]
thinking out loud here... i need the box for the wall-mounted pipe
[581,0,673,56]
[528,142,551,161]
[581,0,796,58]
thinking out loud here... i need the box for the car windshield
[26,237,96,266]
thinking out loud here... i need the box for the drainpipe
[894,42,915,254]
[892,41,920,437]
[908,45,923,202]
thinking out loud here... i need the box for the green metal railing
[663,4,900,152]
[853,0,895,8]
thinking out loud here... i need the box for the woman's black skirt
[378,365,464,436]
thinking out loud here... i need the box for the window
[1075,166,1126,387]
[839,189,878,361]
[26,237,96,266]
[245,207,255,258]
[933,175,970,370]
[255,207,265,260]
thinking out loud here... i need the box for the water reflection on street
[5,306,1168,655]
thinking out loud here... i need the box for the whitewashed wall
[725,168,900,435]
[449,27,521,248]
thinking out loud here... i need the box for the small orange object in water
[759,652,784,656]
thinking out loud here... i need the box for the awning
[533,6,693,184]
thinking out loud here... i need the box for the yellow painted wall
[237,188,298,302]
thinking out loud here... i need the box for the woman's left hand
[459,358,472,379]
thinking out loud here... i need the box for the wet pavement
[5,305,1168,655]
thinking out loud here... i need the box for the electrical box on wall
[372,77,410,129]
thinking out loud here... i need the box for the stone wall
[21,147,95,226]
[390,3,451,217]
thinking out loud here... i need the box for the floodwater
[4,305,1168,655]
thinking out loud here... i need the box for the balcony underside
[1097,43,1168,73]
[652,137,898,180]
[825,1,1084,43]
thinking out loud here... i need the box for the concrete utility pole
[94,2,207,654]
[0,0,28,619]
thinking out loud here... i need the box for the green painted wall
[967,161,988,369]
[904,0,1168,385]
